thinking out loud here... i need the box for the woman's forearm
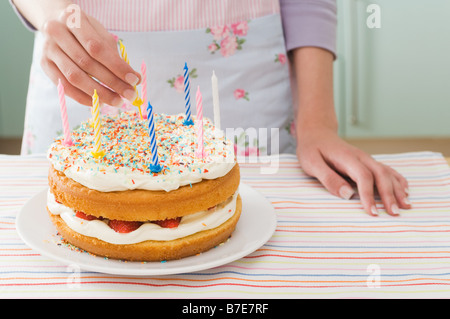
[12,0,72,31]
[292,46,338,133]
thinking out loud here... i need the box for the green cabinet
[335,0,450,138]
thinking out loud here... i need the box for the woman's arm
[12,0,141,106]
[12,0,69,31]
[292,46,411,216]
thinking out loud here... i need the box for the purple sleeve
[9,0,37,31]
[280,0,337,57]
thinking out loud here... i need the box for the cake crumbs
[53,233,98,257]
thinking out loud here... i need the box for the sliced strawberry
[108,219,143,233]
[75,211,99,221]
[153,217,182,228]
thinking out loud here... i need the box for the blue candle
[183,62,194,125]
[146,101,163,173]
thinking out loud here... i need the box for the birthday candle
[211,70,221,131]
[118,40,129,64]
[183,62,194,125]
[146,101,162,173]
[141,60,147,119]
[195,86,204,159]
[57,79,73,146]
[119,40,143,118]
[132,87,144,119]
[91,90,104,158]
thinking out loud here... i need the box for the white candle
[211,70,221,131]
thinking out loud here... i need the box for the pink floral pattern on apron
[167,68,198,93]
[206,21,249,57]
[234,89,250,101]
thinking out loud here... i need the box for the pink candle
[141,60,147,119]
[195,86,204,159]
[57,79,73,146]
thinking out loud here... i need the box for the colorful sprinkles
[48,111,233,178]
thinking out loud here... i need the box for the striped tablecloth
[1,151,450,298]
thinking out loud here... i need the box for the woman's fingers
[44,41,124,106]
[344,159,379,216]
[41,57,92,106]
[322,148,410,217]
[363,158,412,215]
[393,174,412,209]
[372,165,400,216]
[45,20,137,103]
[41,10,141,105]
[391,167,410,197]
[299,150,356,201]
[64,11,141,87]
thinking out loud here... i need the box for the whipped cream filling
[47,112,236,192]
[47,190,238,245]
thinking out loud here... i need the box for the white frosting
[51,155,235,193]
[47,112,236,192]
[47,190,238,245]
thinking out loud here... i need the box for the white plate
[16,183,276,276]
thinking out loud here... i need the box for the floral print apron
[21,10,295,155]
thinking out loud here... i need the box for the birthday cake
[46,111,241,261]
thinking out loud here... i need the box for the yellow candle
[118,40,129,64]
[119,40,143,119]
[91,89,105,159]
[132,87,144,119]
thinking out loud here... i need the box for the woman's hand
[14,0,141,106]
[296,124,411,216]
[292,46,411,216]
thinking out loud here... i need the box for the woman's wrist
[13,0,73,31]
[296,106,338,135]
